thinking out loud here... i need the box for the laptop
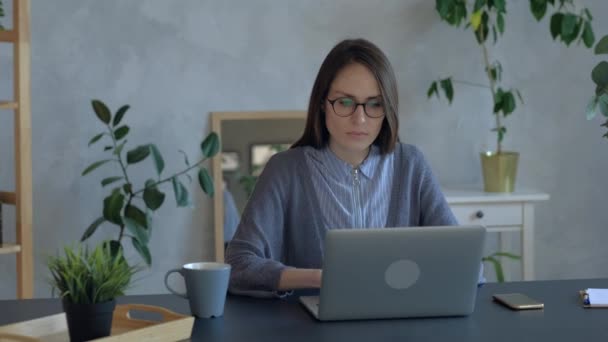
[299,225,486,321]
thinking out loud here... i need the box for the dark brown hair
[292,38,399,154]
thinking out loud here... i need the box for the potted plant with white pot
[428,0,596,192]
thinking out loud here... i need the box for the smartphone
[492,293,544,310]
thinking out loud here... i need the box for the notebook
[299,225,486,321]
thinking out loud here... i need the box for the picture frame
[221,151,240,172]
[250,143,291,176]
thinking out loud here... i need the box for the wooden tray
[0,303,194,341]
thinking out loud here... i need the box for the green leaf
[149,144,165,176]
[198,168,214,197]
[80,217,105,241]
[471,10,483,31]
[530,0,547,21]
[591,61,608,88]
[439,78,454,104]
[123,183,132,194]
[125,204,147,230]
[499,127,507,142]
[453,2,466,26]
[582,22,595,49]
[114,140,127,156]
[113,105,129,127]
[488,252,521,260]
[201,132,220,158]
[494,0,506,13]
[143,180,165,211]
[427,81,438,99]
[102,240,123,260]
[502,91,516,115]
[179,150,191,167]
[475,11,490,43]
[88,133,105,147]
[493,88,504,113]
[436,0,451,19]
[473,0,486,12]
[483,256,505,282]
[560,13,578,45]
[492,25,497,44]
[82,159,112,176]
[497,13,505,34]
[113,126,130,140]
[131,237,151,266]
[584,8,592,21]
[550,13,563,40]
[92,99,111,124]
[124,217,148,245]
[515,89,524,103]
[126,145,151,164]
[586,96,598,120]
[599,94,608,118]
[101,176,124,187]
[103,190,125,225]
[491,126,507,143]
[172,177,190,207]
[104,146,113,151]
[596,35,608,55]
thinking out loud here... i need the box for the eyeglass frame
[326,97,386,118]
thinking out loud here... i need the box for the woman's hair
[292,38,399,154]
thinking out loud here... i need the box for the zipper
[352,167,363,228]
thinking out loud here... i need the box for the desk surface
[1,279,607,341]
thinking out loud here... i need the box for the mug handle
[164,268,188,299]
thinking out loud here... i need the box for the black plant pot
[62,298,116,342]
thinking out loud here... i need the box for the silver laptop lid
[318,225,486,320]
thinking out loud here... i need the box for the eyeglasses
[326,97,385,118]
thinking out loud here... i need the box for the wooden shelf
[1,0,33,299]
[0,101,18,110]
[0,30,16,43]
[0,244,21,255]
[0,191,16,205]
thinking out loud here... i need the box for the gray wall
[0,0,607,298]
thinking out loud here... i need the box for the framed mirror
[210,111,307,261]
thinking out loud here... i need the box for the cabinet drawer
[450,203,522,227]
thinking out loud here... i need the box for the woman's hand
[278,268,323,290]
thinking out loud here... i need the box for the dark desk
[2,279,608,341]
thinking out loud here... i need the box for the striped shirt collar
[310,144,382,180]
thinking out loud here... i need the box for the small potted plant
[428,0,596,192]
[47,243,140,341]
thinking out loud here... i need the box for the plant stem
[478,27,502,153]
[452,79,491,89]
[106,124,135,241]
[118,223,125,241]
[106,124,133,190]
[132,156,210,196]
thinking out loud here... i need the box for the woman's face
[325,63,385,161]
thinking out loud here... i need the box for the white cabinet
[444,187,550,281]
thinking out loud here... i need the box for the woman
[226,38,473,296]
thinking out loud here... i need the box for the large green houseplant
[80,99,219,266]
[46,99,219,340]
[47,243,139,341]
[586,35,608,129]
[428,0,596,192]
